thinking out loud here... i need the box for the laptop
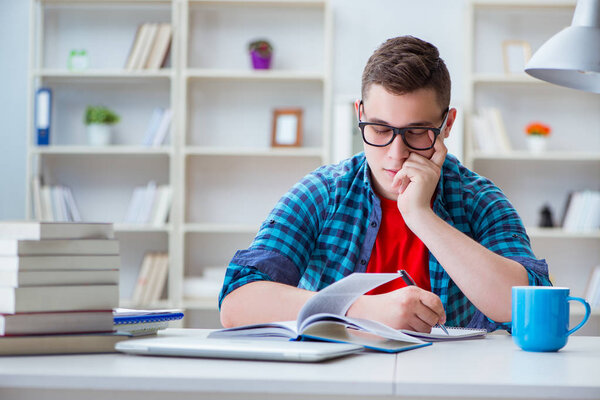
[115,335,363,362]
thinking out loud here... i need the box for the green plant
[248,39,273,57]
[84,105,120,125]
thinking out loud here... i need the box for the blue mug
[512,286,591,352]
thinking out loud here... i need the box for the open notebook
[210,273,486,351]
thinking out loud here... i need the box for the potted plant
[84,105,120,146]
[525,122,551,154]
[248,39,273,70]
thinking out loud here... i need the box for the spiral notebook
[400,326,487,342]
[114,308,184,336]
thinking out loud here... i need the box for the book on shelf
[124,182,172,225]
[0,255,121,271]
[470,107,512,154]
[0,239,120,256]
[32,181,82,222]
[40,185,54,221]
[136,181,157,224]
[125,23,172,71]
[131,253,169,307]
[0,332,131,355]
[151,108,172,147]
[0,310,114,336]
[145,23,172,69]
[31,176,43,221]
[561,190,600,232]
[0,269,119,287]
[209,273,486,352]
[0,221,114,240]
[585,266,600,309]
[141,108,172,147]
[0,285,119,314]
[124,24,145,70]
[126,23,154,70]
[135,23,159,69]
[114,308,183,336]
[149,185,172,227]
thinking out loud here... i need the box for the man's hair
[361,36,451,109]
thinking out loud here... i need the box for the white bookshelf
[465,0,600,334]
[28,0,332,325]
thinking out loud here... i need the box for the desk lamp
[525,0,600,93]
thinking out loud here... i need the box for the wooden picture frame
[271,108,303,147]
[502,40,532,74]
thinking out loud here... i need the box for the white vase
[87,123,112,146]
[527,135,548,154]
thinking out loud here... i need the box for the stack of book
[0,221,124,355]
[124,23,172,70]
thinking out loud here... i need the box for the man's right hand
[346,285,446,332]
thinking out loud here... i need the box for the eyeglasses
[357,100,450,150]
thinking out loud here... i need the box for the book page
[297,273,400,328]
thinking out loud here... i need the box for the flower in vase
[525,122,551,137]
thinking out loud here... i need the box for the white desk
[0,329,598,400]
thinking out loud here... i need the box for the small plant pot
[87,123,112,146]
[250,50,272,70]
[527,135,548,154]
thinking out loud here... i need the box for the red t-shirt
[366,196,431,295]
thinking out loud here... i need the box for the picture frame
[271,108,303,147]
[502,40,532,74]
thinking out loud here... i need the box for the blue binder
[35,87,52,146]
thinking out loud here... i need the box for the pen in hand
[397,269,450,335]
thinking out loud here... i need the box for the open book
[210,273,486,352]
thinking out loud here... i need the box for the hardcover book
[0,310,114,336]
[0,222,114,240]
[0,285,119,313]
[0,239,119,256]
[0,332,131,355]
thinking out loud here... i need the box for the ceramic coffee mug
[512,286,591,352]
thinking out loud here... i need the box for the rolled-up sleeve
[464,182,552,331]
[217,172,330,309]
[218,249,301,309]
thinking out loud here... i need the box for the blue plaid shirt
[219,153,550,331]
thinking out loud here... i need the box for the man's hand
[392,133,447,225]
[346,286,446,332]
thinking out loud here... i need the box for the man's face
[361,84,453,200]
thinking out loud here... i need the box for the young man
[218,36,550,332]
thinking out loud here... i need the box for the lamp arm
[572,0,600,27]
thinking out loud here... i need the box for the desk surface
[0,329,598,400]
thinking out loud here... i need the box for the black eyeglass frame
[357,100,450,150]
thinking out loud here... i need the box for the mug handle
[566,296,591,336]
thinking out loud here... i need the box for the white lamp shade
[525,0,600,93]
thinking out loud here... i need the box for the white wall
[0,0,29,220]
[0,0,467,219]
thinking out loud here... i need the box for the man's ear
[443,108,458,138]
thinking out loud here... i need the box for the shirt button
[371,221,377,228]
[360,259,366,265]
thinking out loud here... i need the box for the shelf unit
[465,0,600,333]
[27,0,332,325]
